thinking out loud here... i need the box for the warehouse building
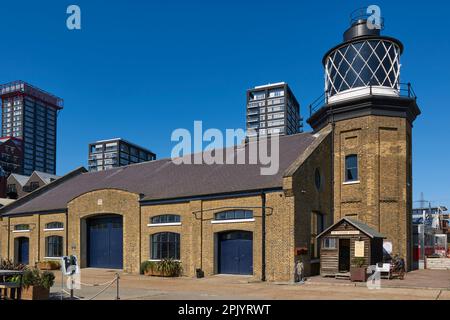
[0,130,332,281]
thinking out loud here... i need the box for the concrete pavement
[50,268,450,300]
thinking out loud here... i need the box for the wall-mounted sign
[331,230,360,235]
[355,241,365,257]
[383,241,392,254]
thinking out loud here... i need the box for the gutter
[261,191,266,282]
[140,188,282,206]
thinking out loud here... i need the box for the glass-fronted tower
[246,82,302,137]
[0,81,63,175]
[88,138,156,172]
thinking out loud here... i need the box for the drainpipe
[7,217,11,259]
[261,191,266,282]
[200,201,203,271]
[330,104,335,223]
[65,211,69,256]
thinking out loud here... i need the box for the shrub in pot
[140,261,159,276]
[141,259,182,277]
[350,257,367,282]
[21,268,55,300]
[37,260,61,271]
[0,258,26,271]
[156,259,182,277]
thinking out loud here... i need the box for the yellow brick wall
[0,212,67,265]
[141,194,293,281]
[333,115,412,268]
[290,129,333,276]
[67,189,141,273]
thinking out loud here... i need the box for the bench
[0,282,22,300]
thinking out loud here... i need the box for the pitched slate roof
[33,171,60,184]
[317,217,386,239]
[0,132,323,216]
[9,173,29,187]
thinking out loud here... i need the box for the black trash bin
[196,268,204,278]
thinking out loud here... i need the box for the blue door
[218,231,253,275]
[15,237,29,265]
[87,216,123,269]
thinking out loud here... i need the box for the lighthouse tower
[308,9,421,268]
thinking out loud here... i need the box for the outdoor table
[0,270,24,300]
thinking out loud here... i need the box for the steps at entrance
[335,272,350,280]
[426,258,450,270]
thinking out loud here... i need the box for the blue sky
[0,0,449,207]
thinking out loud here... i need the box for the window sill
[44,257,62,260]
[12,230,30,233]
[148,259,180,262]
[147,223,182,227]
[343,180,360,185]
[43,228,64,232]
[211,218,255,224]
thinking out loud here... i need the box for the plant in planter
[140,261,158,276]
[37,260,61,270]
[21,268,55,300]
[141,259,182,277]
[0,258,26,271]
[156,259,182,277]
[350,257,367,282]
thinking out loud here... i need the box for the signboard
[331,230,360,235]
[61,255,79,276]
[383,241,392,255]
[354,241,365,257]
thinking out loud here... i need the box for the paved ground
[50,268,450,300]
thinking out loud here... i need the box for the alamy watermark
[366,5,382,30]
[66,5,81,30]
[171,121,280,176]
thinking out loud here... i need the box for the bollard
[116,273,120,300]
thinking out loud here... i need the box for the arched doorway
[218,231,253,275]
[14,237,29,265]
[86,215,123,269]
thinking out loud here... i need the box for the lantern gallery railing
[308,82,417,117]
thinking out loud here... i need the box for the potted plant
[141,259,182,277]
[37,260,61,271]
[21,268,55,300]
[350,257,367,282]
[140,261,159,276]
[156,259,182,277]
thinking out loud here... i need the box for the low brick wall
[425,257,450,270]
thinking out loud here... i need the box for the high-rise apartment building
[0,81,63,175]
[246,82,302,137]
[88,138,156,172]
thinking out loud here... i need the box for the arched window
[214,210,253,221]
[45,222,64,230]
[45,236,63,257]
[14,224,30,231]
[314,168,322,190]
[151,232,180,260]
[345,155,358,182]
[150,215,181,224]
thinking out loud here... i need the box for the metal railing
[61,272,120,300]
[309,83,417,117]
